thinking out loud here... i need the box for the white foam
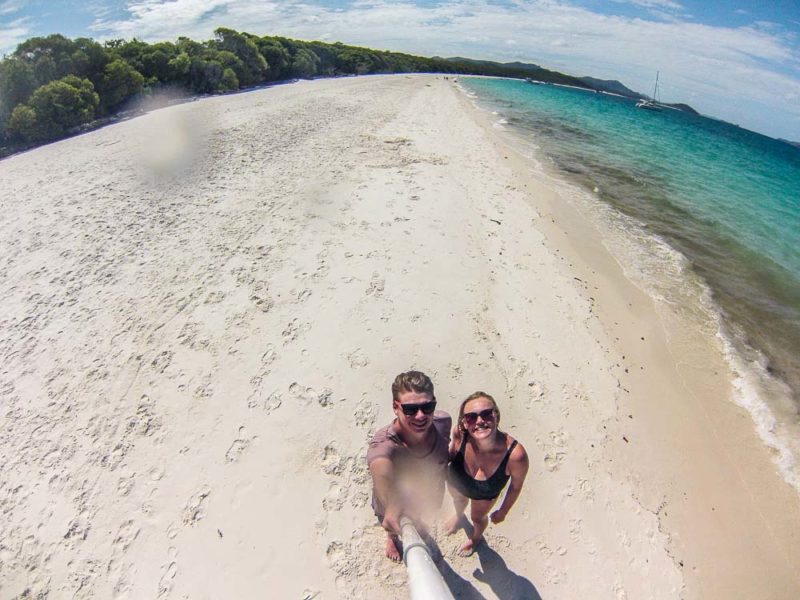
[718,324,800,493]
[563,171,800,496]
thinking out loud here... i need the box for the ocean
[460,76,800,492]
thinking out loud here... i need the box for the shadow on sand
[423,524,542,600]
[473,542,543,600]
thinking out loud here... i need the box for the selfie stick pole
[400,517,455,600]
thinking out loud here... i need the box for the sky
[1,0,799,141]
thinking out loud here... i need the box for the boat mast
[653,71,659,103]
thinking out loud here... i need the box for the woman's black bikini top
[448,436,518,501]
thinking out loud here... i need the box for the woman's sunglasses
[399,401,437,416]
[462,408,495,426]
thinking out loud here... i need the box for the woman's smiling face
[461,396,497,439]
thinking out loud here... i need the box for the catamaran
[636,71,662,111]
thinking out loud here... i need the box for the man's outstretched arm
[369,456,402,535]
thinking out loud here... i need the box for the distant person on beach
[367,371,452,562]
[445,392,529,556]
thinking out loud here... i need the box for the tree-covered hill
[0,29,594,154]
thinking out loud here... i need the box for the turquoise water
[461,77,800,407]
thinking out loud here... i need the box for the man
[367,370,452,561]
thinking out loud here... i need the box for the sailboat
[636,71,662,111]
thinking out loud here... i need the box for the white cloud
[0,17,30,55]
[621,0,684,11]
[79,0,800,139]
[0,0,27,16]
[91,0,234,39]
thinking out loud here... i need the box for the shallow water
[462,76,800,490]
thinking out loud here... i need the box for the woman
[446,391,529,556]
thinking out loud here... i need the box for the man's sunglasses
[462,408,495,426]
[399,401,437,416]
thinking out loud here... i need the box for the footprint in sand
[321,444,344,476]
[536,537,554,557]
[578,478,595,501]
[544,451,566,472]
[550,429,568,447]
[225,426,251,463]
[265,391,282,412]
[177,321,207,350]
[526,380,546,409]
[354,396,376,429]
[250,292,274,313]
[319,443,370,513]
[261,343,277,366]
[282,319,302,343]
[569,518,583,541]
[365,272,385,297]
[544,565,563,585]
[108,519,141,585]
[347,349,369,369]
[322,482,347,511]
[193,375,213,400]
[151,351,173,374]
[129,395,161,437]
[157,561,177,599]
[289,382,333,407]
[117,474,136,497]
[204,290,225,304]
[182,487,211,525]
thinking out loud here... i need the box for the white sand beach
[1,74,799,599]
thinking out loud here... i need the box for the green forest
[0,28,588,153]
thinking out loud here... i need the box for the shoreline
[1,74,798,599]
[455,79,800,597]
[457,77,800,497]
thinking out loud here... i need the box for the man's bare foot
[457,538,480,557]
[385,535,402,562]
[443,514,463,535]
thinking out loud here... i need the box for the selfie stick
[400,516,456,600]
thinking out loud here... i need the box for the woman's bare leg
[458,497,497,556]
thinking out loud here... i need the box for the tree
[20,75,99,141]
[220,68,239,91]
[168,52,191,86]
[140,42,179,83]
[291,48,320,79]
[98,59,144,113]
[308,42,337,76]
[14,34,77,80]
[176,36,205,57]
[213,28,267,86]
[6,105,37,141]
[211,49,246,86]
[71,38,110,82]
[256,38,290,81]
[188,58,225,93]
[0,58,36,119]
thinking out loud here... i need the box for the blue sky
[1,0,799,140]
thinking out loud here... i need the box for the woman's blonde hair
[457,391,500,434]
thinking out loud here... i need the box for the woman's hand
[490,510,507,524]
